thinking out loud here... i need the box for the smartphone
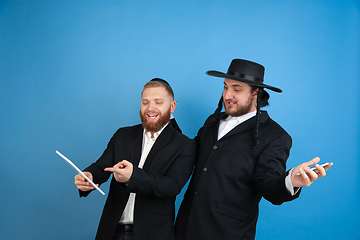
[295,162,329,175]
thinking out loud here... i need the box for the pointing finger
[104,167,115,172]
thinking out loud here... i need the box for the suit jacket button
[195,191,200,195]
[213,145,217,149]
[203,168,208,172]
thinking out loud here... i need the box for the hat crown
[227,59,265,83]
[206,58,282,93]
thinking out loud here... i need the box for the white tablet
[55,150,105,195]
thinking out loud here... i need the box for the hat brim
[206,70,282,93]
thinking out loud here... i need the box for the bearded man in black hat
[175,59,333,240]
[74,78,196,240]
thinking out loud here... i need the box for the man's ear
[252,87,259,100]
[170,100,177,113]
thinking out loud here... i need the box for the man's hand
[74,172,98,191]
[104,160,133,184]
[291,157,333,188]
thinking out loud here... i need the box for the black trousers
[111,224,134,240]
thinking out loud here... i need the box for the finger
[303,166,318,182]
[299,167,312,187]
[74,174,82,182]
[75,175,87,185]
[113,162,123,167]
[76,172,93,182]
[108,162,126,170]
[115,162,127,169]
[121,161,133,170]
[104,167,114,172]
[307,157,320,167]
[77,185,95,191]
[120,160,130,165]
[314,164,326,177]
[74,177,94,189]
[105,167,122,174]
[75,178,92,187]
[324,162,333,171]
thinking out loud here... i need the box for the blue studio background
[1,1,359,239]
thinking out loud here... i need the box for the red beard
[140,108,171,133]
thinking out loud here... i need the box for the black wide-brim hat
[206,59,282,93]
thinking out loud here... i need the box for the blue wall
[1,1,359,239]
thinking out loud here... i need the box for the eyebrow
[224,81,242,87]
[142,98,164,101]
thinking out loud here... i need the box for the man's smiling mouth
[147,113,159,120]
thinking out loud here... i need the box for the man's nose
[223,90,232,100]
[148,102,157,110]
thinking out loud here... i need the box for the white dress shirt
[218,111,257,140]
[119,124,167,223]
[217,111,298,196]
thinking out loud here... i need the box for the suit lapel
[220,111,269,139]
[142,123,173,172]
[132,126,143,167]
[210,113,227,140]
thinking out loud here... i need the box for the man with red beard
[175,59,333,240]
[74,79,196,240]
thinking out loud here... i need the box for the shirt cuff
[285,169,300,196]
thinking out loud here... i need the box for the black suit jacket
[175,111,300,240]
[81,121,196,240]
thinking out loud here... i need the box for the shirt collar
[144,122,168,140]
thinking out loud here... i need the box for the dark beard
[224,97,253,117]
[140,108,171,133]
